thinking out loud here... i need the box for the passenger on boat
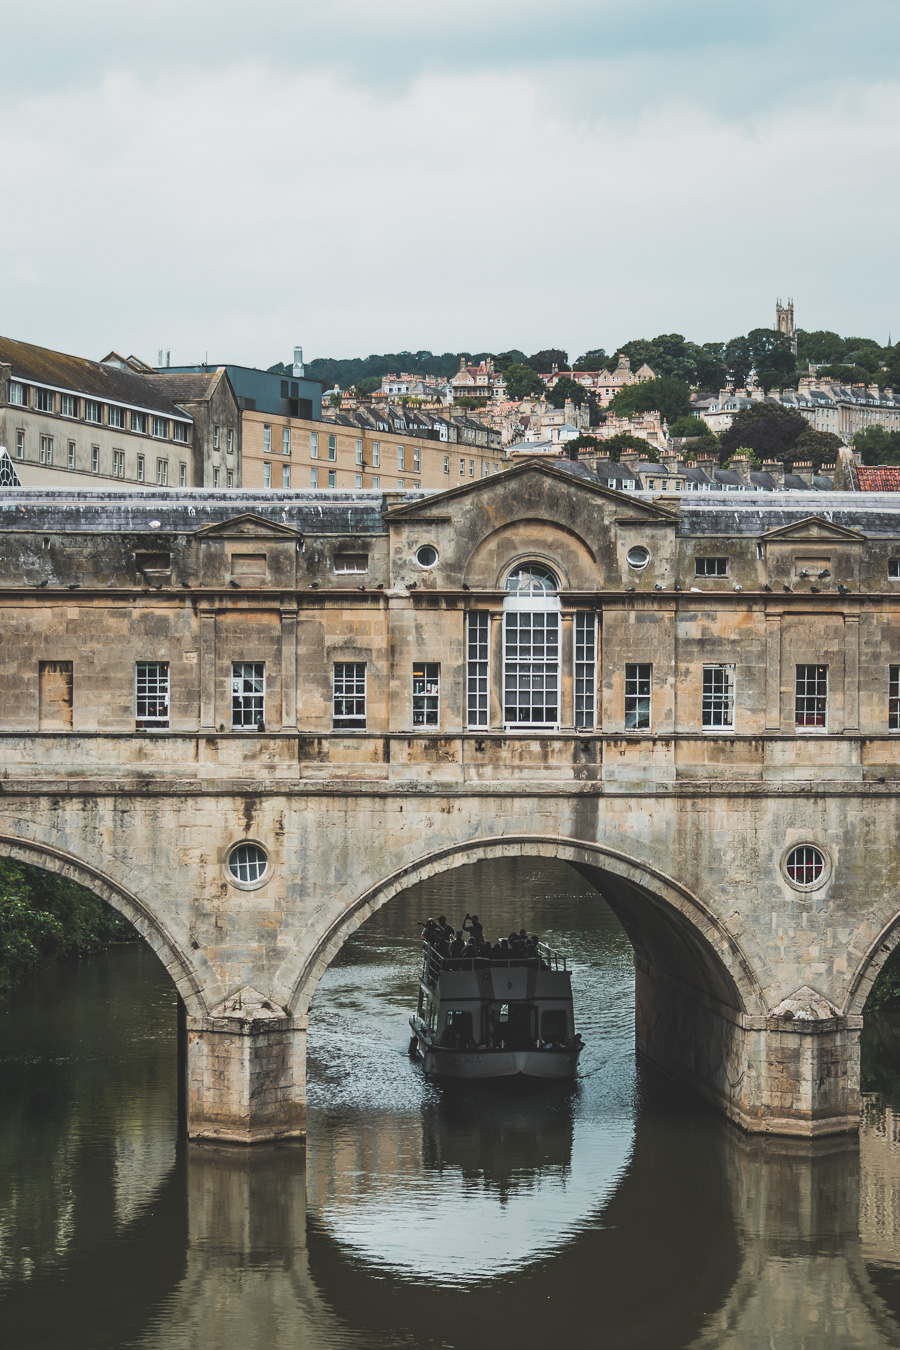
[463,913,484,945]
[449,932,467,958]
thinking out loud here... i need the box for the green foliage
[817,363,878,387]
[723,329,796,390]
[327,392,342,408]
[522,349,568,374]
[453,396,489,410]
[572,349,607,372]
[865,944,900,1012]
[668,414,715,440]
[853,425,900,466]
[784,428,843,475]
[603,433,658,463]
[719,402,808,463]
[0,860,133,996]
[493,350,528,372]
[547,375,588,409]
[303,350,493,391]
[564,434,601,459]
[355,376,381,397]
[503,363,547,401]
[613,334,725,389]
[608,376,692,424]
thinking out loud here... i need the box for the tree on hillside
[503,363,547,401]
[612,334,725,389]
[853,425,900,466]
[723,329,796,390]
[603,432,659,463]
[523,349,568,373]
[719,402,807,464]
[572,348,608,371]
[668,414,715,440]
[784,429,844,475]
[493,349,527,372]
[565,434,601,459]
[795,330,848,367]
[817,363,879,387]
[608,376,691,424]
[355,376,381,396]
[547,376,588,409]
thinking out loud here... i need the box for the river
[2,856,900,1348]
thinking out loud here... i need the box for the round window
[626,546,650,569]
[228,842,269,885]
[784,845,827,890]
[416,544,438,568]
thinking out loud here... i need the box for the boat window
[441,1010,473,1045]
[541,1009,568,1040]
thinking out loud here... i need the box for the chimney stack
[292,346,304,377]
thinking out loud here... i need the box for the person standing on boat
[462,913,484,947]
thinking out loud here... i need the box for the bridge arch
[844,908,900,1017]
[0,832,212,1015]
[288,833,767,1021]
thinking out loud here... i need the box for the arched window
[502,562,561,729]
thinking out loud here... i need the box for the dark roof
[783,474,811,490]
[145,370,223,404]
[749,471,781,490]
[0,335,189,418]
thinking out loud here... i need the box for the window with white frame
[35,388,54,413]
[702,664,735,729]
[413,662,440,727]
[135,661,169,728]
[333,662,366,729]
[174,422,188,443]
[153,416,167,439]
[355,473,363,487]
[40,435,53,465]
[9,381,25,406]
[890,559,900,579]
[469,460,475,477]
[459,458,466,476]
[282,465,290,488]
[625,663,652,729]
[890,665,900,731]
[92,446,100,473]
[263,424,272,453]
[443,455,450,474]
[310,431,319,458]
[695,557,728,577]
[397,445,405,471]
[67,441,75,468]
[398,479,405,489]
[84,399,101,423]
[575,613,597,729]
[795,664,827,728]
[109,406,124,428]
[137,454,145,482]
[15,430,24,459]
[213,424,220,449]
[371,475,380,488]
[413,446,420,472]
[283,427,291,455]
[263,462,272,488]
[466,611,489,727]
[355,438,363,466]
[183,464,189,487]
[372,441,380,467]
[227,428,234,453]
[213,468,220,488]
[60,394,75,417]
[310,466,318,487]
[226,470,232,488]
[328,470,336,488]
[232,662,265,729]
[503,564,560,729]
[132,411,145,433]
[157,458,168,485]
[328,434,336,461]
[113,449,125,478]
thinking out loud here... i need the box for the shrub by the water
[0,859,133,995]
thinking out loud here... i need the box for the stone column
[280,603,298,731]
[844,613,860,733]
[185,989,307,1143]
[199,607,217,730]
[765,611,781,731]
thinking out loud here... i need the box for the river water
[3,856,900,1349]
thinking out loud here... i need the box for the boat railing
[420,940,568,989]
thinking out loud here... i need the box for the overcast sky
[2,0,898,369]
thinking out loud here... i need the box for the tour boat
[408,939,583,1080]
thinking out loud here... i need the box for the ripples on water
[2,858,900,1348]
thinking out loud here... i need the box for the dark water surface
[3,857,900,1348]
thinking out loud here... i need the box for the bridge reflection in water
[3,867,900,1348]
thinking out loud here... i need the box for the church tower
[775,297,797,355]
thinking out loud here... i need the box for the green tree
[355,376,381,397]
[784,429,843,475]
[547,375,588,409]
[572,348,608,371]
[504,363,547,401]
[795,330,847,367]
[603,433,659,463]
[493,349,527,372]
[724,329,796,389]
[564,434,601,459]
[668,414,715,440]
[453,396,489,410]
[853,425,900,466]
[817,363,878,387]
[523,349,568,373]
[719,402,807,464]
[612,334,725,389]
[608,376,691,424]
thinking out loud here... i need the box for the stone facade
[2,467,900,1139]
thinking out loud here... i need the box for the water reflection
[3,866,900,1348]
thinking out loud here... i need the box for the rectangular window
[371,475,379,488]
[213,468,220,488]
[398,479,405,489]
[413,446,421,472]
[232,662,265,729]
[135,661,169,728]
[310,466,318,488]
[35,388,54,413]
[174,422,188,443]
[334,554,368,574]
[413,481,420,490]
[213,424,220,449]
[624,663,652,730]
[182,464,189,487]
[890,666,900,731]
[310,431,319,458]
[397,445,405,471]
[92,446,99,473]
[85,399,102,423]
[226,470,233,488]
[131,411,145,433]
[695,557,728,577]
[372,441,380,468]
[482,461,490,477]
[469,460,475,477]
[9,381,25,406]
[67,440,75,468]
[355,438,363,466]
[157,458,168,485]
[152,416,167,439]
[15,430,24,459]
[60,394,75,417]
[443,455,450,474]
[137,454,145,483]
[263,462,272,488]
[282,427,291,455]
[574,613,597,729]
[113,449,125,478]
[282,465,290,488]
[460,458,466,475]
[795,664,827,728]
[702,664,735,730]
[263,424,272,453]
[38,661,73,730]
[40,435,52,465]
[328,470,336,488]
[890,559,900,579]
[333,662,366,729]
[108,406,124,428]
[328,434,336,461]
[465,611,490,727]
[504,610,560,728]
[355,473,363,488]
[413,662,440,727]
[227,428,234,453]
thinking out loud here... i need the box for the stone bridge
[2,469,900,1140]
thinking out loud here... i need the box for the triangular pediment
[763,516,864,543]
[194,512,302,540]
[383,458,678,523]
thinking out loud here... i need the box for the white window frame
[227,428,234,453]
[213,468,220,488]
[153,416,167,439]
[333,662,367,729]
[397,445,405,471]
[310,432,319,459]
[213,424,220,448]
[157,458,168,486]
[890,665,900,731]
[67,440,75,469]
[283,427,291,455]
[263,462,272,488]
[310,466,318,487]
[9,381,25,406]
[40,434,53,465]
[109,406,124,429]
[84,399,101,423]
[413,662,440,728]
[91,445,100,473]
[137,454,145,483]
[795,664,828,731]
[174,422,188,444]
[282,464,290,488]
[625,662,652,730]
[466,611,490,728]
[60,394,76,418]
[132,411,146,433]
[413,446,421,472]
[695,556,728,577]
[15,430,24,459]
[232,661,265,729]
[372,441,380,468]
[328,470,336,488]
[574,613,597,729]
[443,455,450,474]
[35,387,55,413]
[182,464,188,487]
[263,424,272,453]
[355,438,363,466]
[328,434,336,461]
[702,663,735,731]
[135,660,170,728]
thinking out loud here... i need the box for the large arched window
[502,563,561,728]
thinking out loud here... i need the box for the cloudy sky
[2,0,898,368]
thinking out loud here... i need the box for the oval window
[626,546,650,569]
[505,563,559,593]
[784,845,826,889]
[416,544,438,568]
[228,842,268,885]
